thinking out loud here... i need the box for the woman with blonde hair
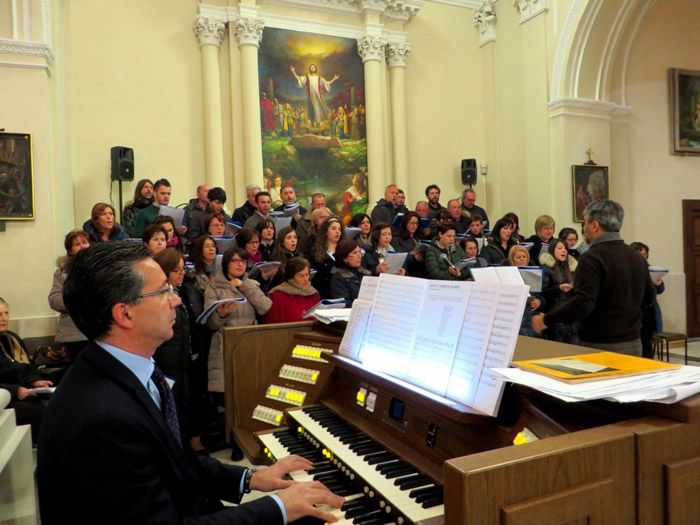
[525,214,556,265]
[298,206,331,257]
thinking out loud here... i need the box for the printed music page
[404,281,471,394]
[338,299,373,361]
[357,276,379,301]
[360,274,427,376]
[469,267,500,283]
[446,282,499,406]
[494,266,525,285]
[471,284,529,416]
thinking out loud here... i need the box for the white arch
[550,0,657,104]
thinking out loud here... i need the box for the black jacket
[543,234,656,344]
[329,267,371,307]
[37,343,282,523]
[0,331,41,399]
[370,198,397,225]
[231,201,257,224]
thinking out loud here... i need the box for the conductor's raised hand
[250,454,313,492]
[277,481,345,523]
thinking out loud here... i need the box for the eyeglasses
[203,243,217,249]
[246,240,260,245]
[229,258,246,264]
[138,284,176,301]
[172,266,186,274]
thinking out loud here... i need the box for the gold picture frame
[0,132,35,220]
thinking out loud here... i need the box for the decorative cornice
[513,0,547,24]
[357,35,387,62]
[473,0,497,47]
[611,105,632,115]
[382,0,423,22]
[232,16,265,48]
[360,0,387,15]
[547,97,631,118]
[0,60,51,75]
[0,39,53,63]
[386,42,411,68]
[199,0,422,24]
[193,16,227,47]
[428,0,481,7]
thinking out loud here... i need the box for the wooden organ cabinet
[223,323,700,524]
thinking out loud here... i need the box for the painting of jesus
[258,28,367,222]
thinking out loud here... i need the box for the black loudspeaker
[111,146,134,181]
[461,158,477,185]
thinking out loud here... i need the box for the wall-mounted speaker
[111,146,134,181]
[461,158,477,185]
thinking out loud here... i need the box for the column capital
[473,0,497,47]
[232,16,265,48]
[513,0,547,24]
[386,42,411,68]
[357,36,387,63]
[193,16,226,48]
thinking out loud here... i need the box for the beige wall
[613,0,700,332]
[404,2,485,206]
[66,0,206,223]
[0,66,57,336]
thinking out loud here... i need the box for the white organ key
[289,410,445,523]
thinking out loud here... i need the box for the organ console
[223,323,700,524]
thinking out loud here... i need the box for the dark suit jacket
[37,342,283,524]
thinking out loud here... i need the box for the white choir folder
[338,273,529,417]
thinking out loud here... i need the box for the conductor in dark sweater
[532,199,655,356]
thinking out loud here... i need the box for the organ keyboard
[226,324,700,524]
[259,405,445,524]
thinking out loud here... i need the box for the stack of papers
[310,308,353,324]
[302,298,346,320]
[492,366,700,404]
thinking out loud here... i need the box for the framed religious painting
[572,165,609,223]
[670,68,700,155]
[0,132,35,220]
[258,28,368,225]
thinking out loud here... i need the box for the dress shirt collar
[95,340,154,392]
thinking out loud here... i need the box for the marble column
[193,16,227,190]
[386,42,411,199]
[232,16,265,189]
[357,35,387,207]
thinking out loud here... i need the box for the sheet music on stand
[338,273,529,416]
